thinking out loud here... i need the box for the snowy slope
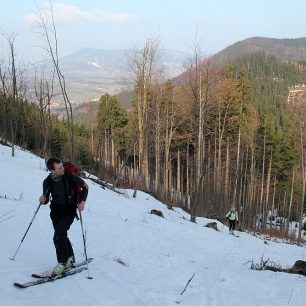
[0,144,306,306]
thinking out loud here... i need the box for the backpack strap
[47,173,75,207]
[63,172,79,220]
[63,172,75,205]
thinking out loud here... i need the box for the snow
[0,144,306,306]
[87,61,102,69]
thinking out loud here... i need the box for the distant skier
[226,207,239,234]
[39,157,89,276]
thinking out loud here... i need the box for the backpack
[63,161,82,202]
[63,161,79,175]
[227,211,235,219]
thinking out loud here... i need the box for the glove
[39,195,46,205]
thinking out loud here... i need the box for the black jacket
[42,172,88,214]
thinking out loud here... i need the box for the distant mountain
[211,37,306,64]
[60,47,188,80]
[55,48,189,104]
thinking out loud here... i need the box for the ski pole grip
[40,187,50,205]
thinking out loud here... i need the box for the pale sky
[0,0,305,62]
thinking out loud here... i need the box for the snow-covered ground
[1,143,306,306]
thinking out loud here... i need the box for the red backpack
[63,162,82,196]
[63,161,79,175]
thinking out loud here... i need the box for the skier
[39,157,89,276]
[226,207,239,234]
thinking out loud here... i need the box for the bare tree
[35,0,74,159]
[127,37,160,190]
[0,32,19,156]
[298,122,305,244]
[182,34,212,220]
[33,66,54,158]
[0,57,9,142]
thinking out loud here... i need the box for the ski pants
[229,219,236,231]
[51,213,75,264]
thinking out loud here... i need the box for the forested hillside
[1,40,306,240]
[212,37,306,63]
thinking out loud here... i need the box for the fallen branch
[180,273,195,295]
[250,257,306,276]
[85,176,125,195]
[250,256,271,270]
[0,195,20,201]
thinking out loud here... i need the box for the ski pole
[78,209,88,260]
[10,203,42,261]
[10,188,49,261]
[78,209,93,279]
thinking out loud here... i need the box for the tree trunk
[286,169,295,234]
[298,123,305,244]
[259,132,266,228]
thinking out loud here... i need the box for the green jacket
[226,211,238,221]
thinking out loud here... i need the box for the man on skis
[39,157,89,276]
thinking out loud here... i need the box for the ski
[14,266,88,288]
[229,232,240,237]
[31,257,93,278]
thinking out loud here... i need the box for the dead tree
[126,37,160,191]
[33,66,54,159]
[35,0,74,160]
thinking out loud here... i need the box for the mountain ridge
[50,36,306,113]
[211,36,306,64]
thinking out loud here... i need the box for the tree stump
[150,209,164,218]
[205,222,218,231]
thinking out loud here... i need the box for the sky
[0,0,305,63]
[1,143,306,305]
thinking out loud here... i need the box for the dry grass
[246,227,305,245]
